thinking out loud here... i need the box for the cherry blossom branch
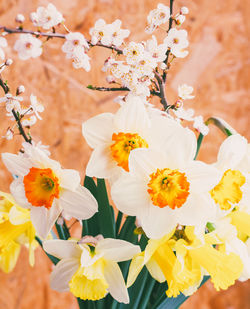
[163,0,175,82]
[0,75,32,143]
[87,85,161,97]
[154,71,169,110]
[0,25,123,54]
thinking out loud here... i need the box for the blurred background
[0,0,249,308]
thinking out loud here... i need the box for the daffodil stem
[35,236,59,265]
[55,222,68,239]
[194,133,204,160]
[115,211,123,235]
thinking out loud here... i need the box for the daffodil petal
[10,179,31,209]
[60,185,98,221]
[1,153,30,176]
[104,260,129,304]
[50,258,79,292]
[82,113,114,148]
[30,201,61,239]
[43,239,82,260]
[96,238,141,262]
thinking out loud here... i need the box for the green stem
[205,117,235,137]
[194,133,204,160]
[116,211,123,235]
[55,222,67,239]
[35,236,59,265]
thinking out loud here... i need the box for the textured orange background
[0,0,249,308]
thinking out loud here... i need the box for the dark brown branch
[0,25,123,54]
[154,72,169,110]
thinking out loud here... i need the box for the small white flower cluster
[0,37,8,60]
[62,32,90,71]
[13,3,64,61]
[90,19,130,47]
[173,84,209,135]
[0,88,44,140]
[30,3,64,30]
[145,3,170,34]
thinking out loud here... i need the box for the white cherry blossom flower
[146,4,170,34]
[123,42,145,65]
[173,107,194,121]
[71,47,91,71]
[15,14,25,23]
[30,3,64,30]
[180,7,189,15]
[62,32,89,56]
[107,19,130,47]
[2,128,14,140]
[30,94,44,120]
[43,237,140,303]
[175,15,186,26]
[193,116,209,136]
[89,19,112,46]
[0,37,7,60]
[178,84,195,100]
[145,36,168,63]
[14,34,42,60]
[1,142,98,239]
[22,115,37,127]
[164,28,189,58]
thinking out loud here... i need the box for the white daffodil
[111,124,220,239]
[43,236,140,303]
[210,134,250,214]
[14,34,42,60]
[164,28,189,58]
[1,142,98,239]
[82,95,182,180]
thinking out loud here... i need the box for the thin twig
[87,85,161,97]
[0,25,123,54]
[154,71,168,110]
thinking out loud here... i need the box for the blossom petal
[129,148,167,179]
[175,193,216,227]
[60,185,98,220]
[86,145,118,179]
[50,258,79,292]
[111,175,148,216]
[1,153,30,176]
[114,97,150,134]
[186,160,221,192]
[127,253,145,288]
[43,239,82,260]
[217,134,248,170]
[140,206,176,239]
[97,239,140,262]
[30,201,61,239]
[104,260,129,304]
[82,113,114,148]
[58,169,80,191]
[10,179,31,209]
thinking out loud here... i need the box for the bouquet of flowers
[0,1,249,308]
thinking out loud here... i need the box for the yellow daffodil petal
[229,211,250,237]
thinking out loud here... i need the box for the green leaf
[205,117,235,137]
[116,211,123,235]
[96,178,115,238]
[155,276,210,309]
[194,133,204,160]
[35,236,59,265]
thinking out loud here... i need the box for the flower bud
[5,59,13,66]
[106,75,116,84]
[16,85,25,95]
[180,7,189,15]
[15,14,25,23]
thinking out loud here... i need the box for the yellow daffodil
[43,235,140,303]
[128,226,243,297]
[0,191,37,273]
